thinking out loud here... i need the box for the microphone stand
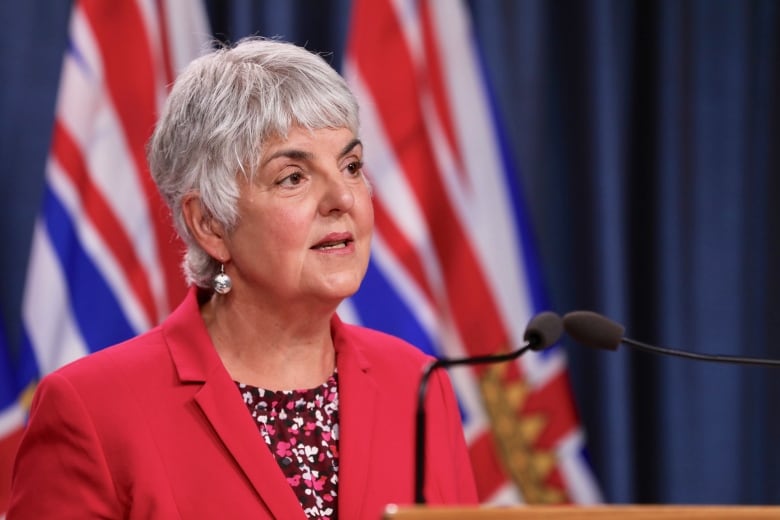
[414,342,537,504]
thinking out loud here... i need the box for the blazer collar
[162,287,306,520]
[163,287,221,383]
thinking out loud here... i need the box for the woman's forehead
[260,127,359,158]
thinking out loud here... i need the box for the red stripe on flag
[52,120,159,327]
[350,0,507,355]
[81,0,186,317]
[468,430,509,500]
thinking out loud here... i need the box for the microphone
[563,310,780,367]
[414,311,563,504]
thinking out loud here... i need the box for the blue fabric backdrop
[1,0,778,505]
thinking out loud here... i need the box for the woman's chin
[313,275,364,303]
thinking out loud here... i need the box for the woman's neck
[200,293,337,391]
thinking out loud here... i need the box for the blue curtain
[470,0,780,504]
[2,0,778,505]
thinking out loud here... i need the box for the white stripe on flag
[159,0,211,75]
[22,222,89,374]
[0,405,26,439]
[557,430,605,504]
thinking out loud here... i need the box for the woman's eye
[279,172,304,186]
[345,161,364,176]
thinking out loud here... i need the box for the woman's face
[224,126,374,308]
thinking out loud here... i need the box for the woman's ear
[181,193,230,261]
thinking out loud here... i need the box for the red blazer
[9,289,477,519]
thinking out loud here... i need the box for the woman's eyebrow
[339,138,362,158]
[262,148,313,167]
[262,138,363,167]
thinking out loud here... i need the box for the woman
[9,38,477,519]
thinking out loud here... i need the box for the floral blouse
[237,372,340,519]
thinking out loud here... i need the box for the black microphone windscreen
[563,311,625,351]
[524,311,563,350]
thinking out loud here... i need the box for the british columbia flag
[341,0,602,504]
[0,1,209,516]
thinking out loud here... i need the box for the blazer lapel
[194,376,306,520]
[332,316,379,520]
[165,288,306,520]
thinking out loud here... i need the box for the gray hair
[147,37,360,288]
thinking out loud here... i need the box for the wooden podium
[383,504,780,519]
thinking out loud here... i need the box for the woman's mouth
[311,233,354,250]
[313,240,350,250]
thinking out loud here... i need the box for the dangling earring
[212,264,232,295]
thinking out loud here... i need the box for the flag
[343,0,602,503]
[0,1,209,515]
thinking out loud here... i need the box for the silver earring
[212,264,232,295]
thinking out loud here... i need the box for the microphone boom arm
[413,310,562,504]
[562,310,780,368]
[414,346,533,504]
[623,337,780,367]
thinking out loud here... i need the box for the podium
[383,505,780,519]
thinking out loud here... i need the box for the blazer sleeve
[9,372,122,519]
[427,368,479,503]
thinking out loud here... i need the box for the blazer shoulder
[336,320,432,366]
[47,325,169,387]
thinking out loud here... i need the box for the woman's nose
[319,172,355,215]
